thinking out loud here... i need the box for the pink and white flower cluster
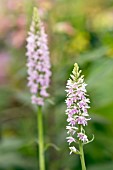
[26,8,51,105]
[65,63,91,153]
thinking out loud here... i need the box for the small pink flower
[66,136,76,145]
[31,95,44,106]
[76,116,88,126]
[77,133,88,143]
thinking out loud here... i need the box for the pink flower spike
[65,63,93,154]
[26,8,51,106]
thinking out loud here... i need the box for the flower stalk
[78,125,86,170]
[37,106,45,170]
[26,7,51,170]
[65,63,93,170]
[79,140,86,170]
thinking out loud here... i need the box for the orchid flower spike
[65,63,94,155]
[26,7,51,106]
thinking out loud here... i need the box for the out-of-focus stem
[37,106,45,170]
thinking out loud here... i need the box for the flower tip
[74,63,78,68]
[74,63,79,72]
[33,7,38,13]
[74,63,79,70]
[33,7,39,21]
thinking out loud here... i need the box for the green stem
[79,141,86,170]
[37,106,45,170]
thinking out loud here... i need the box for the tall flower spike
[65,63,93,169]
[26,7,51,106]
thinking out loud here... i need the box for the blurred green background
[0,0,113,169]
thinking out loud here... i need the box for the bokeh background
[0,0,113,169]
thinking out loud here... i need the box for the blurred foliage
[0,0,113,169]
